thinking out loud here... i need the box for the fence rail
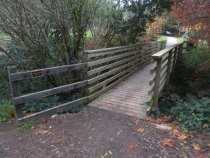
[86,41,165,102]
[8,41,166,122]
[148,42,183,108]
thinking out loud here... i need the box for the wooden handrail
[148,42,184,108]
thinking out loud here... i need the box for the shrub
[0,101,14,121]
[170,98,210,130]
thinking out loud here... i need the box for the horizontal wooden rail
[88,41,166,99]
[8,64,88,121]
[148,42,184,108]
[9,63,87,81]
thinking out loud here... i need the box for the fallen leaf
[192,143,201,151]
[34,129,49,135]
[162,138,174,147]
[127,143,137,150]
[137,128,145,133]
[208,143,210,147]
[171,127,187,140]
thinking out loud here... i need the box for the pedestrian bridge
[8,41,183,122]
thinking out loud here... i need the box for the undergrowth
[0,101,14,121]
[156,43,210,130]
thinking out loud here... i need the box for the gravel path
[0,107,209,158]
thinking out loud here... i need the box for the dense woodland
[0,0,209,132]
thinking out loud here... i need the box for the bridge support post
[153,57,162,107]
[8,66,24,119]
[165,50,173,91]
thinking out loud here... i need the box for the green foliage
[19,122,33,132]
[183,43,210,69]
[0,101,14,121]
[157,35,167,42]
[24,96,59,113]
[170,98,210,130]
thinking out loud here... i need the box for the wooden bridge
[8,41,183,122]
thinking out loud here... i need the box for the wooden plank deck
[89,62,154,119]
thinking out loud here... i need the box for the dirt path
[0,107,209,158]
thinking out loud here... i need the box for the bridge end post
[7,66,24,120]
[153,57,162,107]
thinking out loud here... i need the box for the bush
[170,98,210,130]
[0,101,14,121]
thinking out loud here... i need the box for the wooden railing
[8,41,166,122]
[148,42,184,108]
[8,63,89,122]
[86,41,166,102]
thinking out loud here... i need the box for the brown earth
[0,107,209,158]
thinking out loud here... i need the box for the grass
[19,122,33,132]
[157,35,167,42]
[0,100,14,122]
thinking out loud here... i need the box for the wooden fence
[148,42,183,108]
[8,41,165,122]
[86,41,166,102]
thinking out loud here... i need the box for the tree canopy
[172,0,210,44]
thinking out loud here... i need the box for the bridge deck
[89,63,153,119]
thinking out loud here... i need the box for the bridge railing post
[149,42,184,109]
[8,66,24,119]
[153,57,162,107]
[165,50,173,91]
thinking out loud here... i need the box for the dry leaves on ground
[192,143,201,151]
[34,129,49,135]
[137,128,145,133]
[127,143,138,150]
[171,127,187,140]
[146,115,172,124]
[162,138,174,147]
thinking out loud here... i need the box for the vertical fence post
[173,47,178,66]
[82,51,90,101]
[165,50,173,90]
[153,57,162,107]
[7,66,23,119]
[177,43,183,62]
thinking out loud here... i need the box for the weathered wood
[88,46,138,59]
[8,41,166,122]
[10,63,87,81]
[85,44,138,54]
[153,57,162,107]
[89,65,134,93]
[161,59,168,70]
[14,80,88,105]
[8,67,24,119]
[88,61,134,85]
[88,50,138,68]
[88,55,136,77]
[165,50,173,89]
[159,79,166,93]
[152,44,179,59]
